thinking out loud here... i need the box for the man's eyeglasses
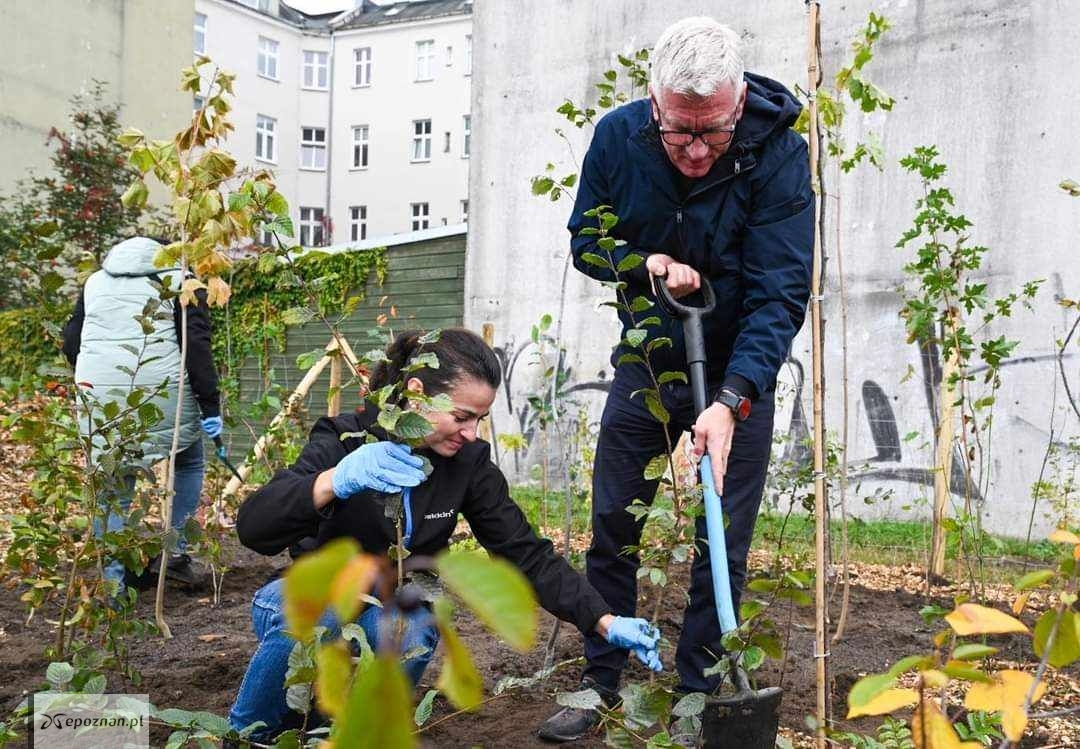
[654,105,737,148]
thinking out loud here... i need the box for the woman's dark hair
[368,327,501,398]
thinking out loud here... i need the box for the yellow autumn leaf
[206,276,231,307]
[912,698,983,749]
[965,670,1046,741]
[945,603,1029,636]
[847,688,919,718]
[1048,528,1079,544]
[179,277,207,308]
[921,669,949,689]
[1012,592,1031,616]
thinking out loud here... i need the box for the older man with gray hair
[539,16,813,742]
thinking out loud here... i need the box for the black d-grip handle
[651,272,717,417]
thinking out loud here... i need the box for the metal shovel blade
[701,685,783,749]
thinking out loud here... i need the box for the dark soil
[0,540,1073,748]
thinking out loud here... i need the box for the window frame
[351,125,370,170]
[353,46,373,87]
[299,206,326,247]
[415,39,436,82]
[462,114,471,158]
[299,126,327,171]
[464,34,472,76]
[411,202,430,232]
[255,114,277,163]
[302,50,329,90]
[411,119,432,163]
[349,205,368,242]
[257,36,280,81]
[193,12,207,55]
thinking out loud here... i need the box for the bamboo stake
[805,2,830,746]
[328,352,343,417]
[479,322,495,444]
[930,319,959,578]
[155,257,192,640]
[216,334,360,506]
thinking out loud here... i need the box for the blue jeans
[96,439,206,585]
[229,576,439,740]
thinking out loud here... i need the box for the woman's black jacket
[236,409,611,634]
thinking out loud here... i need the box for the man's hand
[597,614,663,672]
[646,253,700,299]
[692,403,735,494]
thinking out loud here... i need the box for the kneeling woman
[228,328,662,740]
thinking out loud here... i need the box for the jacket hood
[101,237,175,277]
[732,72,803,156]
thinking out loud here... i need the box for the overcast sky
[288,0,355,13]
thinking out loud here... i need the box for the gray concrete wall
[467,0,1080,536]
[1,0,192,193]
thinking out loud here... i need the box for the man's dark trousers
[583,363,775,693]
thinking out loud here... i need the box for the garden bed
[0,537,1075,747]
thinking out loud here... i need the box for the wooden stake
[328,352,343,417]
[930,317,959,578]
[479,322,495,444]
[805,2,830,746]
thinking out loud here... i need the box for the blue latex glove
[332,441,426,498]
[202,415,223,438]
[605,616,663,672]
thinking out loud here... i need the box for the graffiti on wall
[489,335,610,474]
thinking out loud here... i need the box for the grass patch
[754,512,1060,567]
[510,485,591,536]
[510,484,1059,569]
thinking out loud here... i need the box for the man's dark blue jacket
[569,73,814,400]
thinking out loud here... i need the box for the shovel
[651,274,783,749]
[212,435,244,483]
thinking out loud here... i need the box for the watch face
[737,398,751,421]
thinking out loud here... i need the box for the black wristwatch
[715,387,752,422]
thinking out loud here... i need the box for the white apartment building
[193,0,472,245]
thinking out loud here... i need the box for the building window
[300,127,327,170]
[415,40,435,81]
[255,114,276,162]
[257,36,279,80]
[411,119,432,162]
[193,95,205,114]
[464,34,472,75]
[462,115,471,158]
[350,206,367,241]
[445,45,453,66]
[460,199,469,223]
[194,12,207,55]
[352,125,369,169]
[302,50,329,90]
[353,47,372,87]
[300,207,325,247]
[259,227,275,246]
[411,202,429,231]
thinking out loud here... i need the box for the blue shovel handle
[701,454,738,635]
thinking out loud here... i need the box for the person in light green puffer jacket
[63,236,223,596]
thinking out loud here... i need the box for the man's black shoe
[122,565,156,592]
[165,553,205,587]
[537,679,619,743]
